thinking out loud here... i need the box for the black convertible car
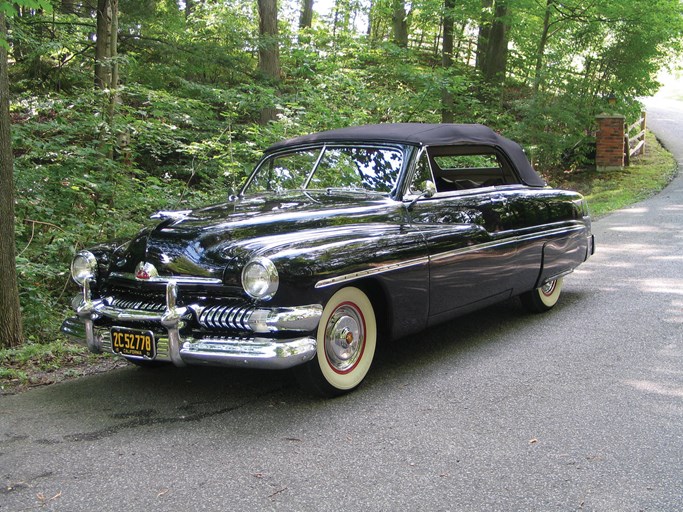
[62,123,594,396]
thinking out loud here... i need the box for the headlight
[241,257,278,300]
[71,251,98,285]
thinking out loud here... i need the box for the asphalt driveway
[1,100,682,511]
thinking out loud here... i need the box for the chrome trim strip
[542,269,573,285]
[432,225,586,262]
[315,256,429,289]
[109,272,223,285]
[314,223,587,288]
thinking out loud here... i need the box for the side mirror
[407,180,436,210]
[422,180,436,198]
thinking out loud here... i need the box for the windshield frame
[241,143,413,200]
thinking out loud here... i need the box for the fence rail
[624,112,646,166]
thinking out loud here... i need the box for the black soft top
[266,123,546,187]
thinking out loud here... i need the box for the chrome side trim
[431,225,586,263]
[109,272,223,285]
[315,256,429,288]
[314,223,587,288]
[542,269,573,286]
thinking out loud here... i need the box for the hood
[109,191,403,281]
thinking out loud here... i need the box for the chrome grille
[198,304,255,331]
[110,298,165,312]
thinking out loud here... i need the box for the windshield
[244,145,404,195]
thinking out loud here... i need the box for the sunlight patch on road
[625,379,683,398]
[620,207,650,214]
[639,278,683,296]
[648,255,683,262]
[596,243,664,258]
[609,225,665,233]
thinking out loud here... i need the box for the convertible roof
[266,123,546,187]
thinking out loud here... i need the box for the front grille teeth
[108,295,253,332]
[199,305,255,331]
[111,298,165,312]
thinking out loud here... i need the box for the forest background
[1,0,682,350]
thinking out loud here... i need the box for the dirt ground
[0,356,128,396]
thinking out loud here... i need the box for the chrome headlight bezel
[70,250,98,285]
[241,257,279,300]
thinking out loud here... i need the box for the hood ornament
[135,262,159,280]
[150,210,192,221]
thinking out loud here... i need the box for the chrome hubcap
[541,280,557,297]
[324,304,365,373]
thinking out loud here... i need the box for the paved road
[2,104,682,511]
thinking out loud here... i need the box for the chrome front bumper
[62,279,321,370]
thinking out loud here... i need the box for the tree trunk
[441,0,455,124]
[257,0,281,124]
[0,12,23,348]
[107,0,119,160]
[532,0,553,95]
[299,0,313,29]
[481,0,508,86]
[475,0,492,71]
[61,0,76,14]
[391,0,409,47]
[95,0,112,89]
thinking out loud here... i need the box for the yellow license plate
[111,327,156,359]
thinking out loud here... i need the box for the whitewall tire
[296,286,377,397]
[520,277,564,313]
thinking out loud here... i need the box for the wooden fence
[624,112,646,166]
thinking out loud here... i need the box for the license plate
[111,327,156,359]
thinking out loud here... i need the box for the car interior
[426,146,519,193]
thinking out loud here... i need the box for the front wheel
[520,277,564,313]
[295,287,377,397]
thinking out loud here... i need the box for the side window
[428,147,518,193]
[408,152,434,195]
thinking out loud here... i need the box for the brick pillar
[595,114,625,171]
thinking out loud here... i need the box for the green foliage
[4,0,683,345]
[550,132,677,218]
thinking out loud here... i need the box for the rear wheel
[520,277,564,313]
[295,286,377,397]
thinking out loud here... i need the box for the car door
[406,147,520,323]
